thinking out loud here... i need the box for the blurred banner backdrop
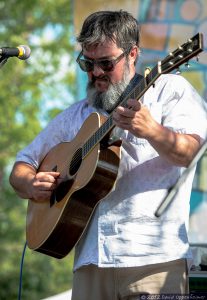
[74,0,207,246]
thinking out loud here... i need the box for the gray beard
[87,64,131,113]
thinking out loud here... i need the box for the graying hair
[77,10,140,53]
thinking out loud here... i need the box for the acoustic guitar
[26,33,203,258]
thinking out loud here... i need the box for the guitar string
[69,37,198,172]
[69,65,159,173]
[69,64,170,173]
[69,76,146,172]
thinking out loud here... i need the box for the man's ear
[129,46,139,65]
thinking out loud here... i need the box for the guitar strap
[106,73,143,114]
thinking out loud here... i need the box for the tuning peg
[196,55,200,62]
[176,68,181,75]
[178,45,183,50]
[185,62,190,68]
[144,67,151,77]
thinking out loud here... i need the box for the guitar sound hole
[69,148,83,176]
[50,178,74,206]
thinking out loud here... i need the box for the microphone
[0,45,31,60]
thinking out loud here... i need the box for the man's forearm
[148,123,201,167]
[9,162,36,199]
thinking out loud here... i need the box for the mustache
[91,74,111,84]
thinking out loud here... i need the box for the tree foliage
[0,0,75,299]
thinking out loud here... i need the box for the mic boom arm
[155,139,207,218]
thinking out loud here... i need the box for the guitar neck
[82,64,161,158]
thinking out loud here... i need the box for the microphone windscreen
[19,45,31,60]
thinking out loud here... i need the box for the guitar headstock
[159,33,203,74]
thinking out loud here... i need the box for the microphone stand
[155,139,207,217]
[0,56,8,68]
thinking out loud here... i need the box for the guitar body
[26,112,122,258]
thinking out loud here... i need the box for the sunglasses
[76,50,129,72]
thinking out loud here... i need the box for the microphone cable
[18,241,27,300]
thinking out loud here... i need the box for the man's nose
[92,64,105,77]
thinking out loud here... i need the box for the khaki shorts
[72,259,188,300]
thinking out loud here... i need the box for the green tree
[0,0,75,299]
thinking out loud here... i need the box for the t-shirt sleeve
[160,75,207,139]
